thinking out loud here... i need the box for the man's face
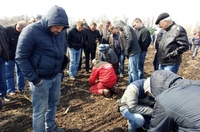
[109,28,117,34]
[132,22,140,30]
[16,26,23,32]
[158,20,168,30]
[76,25,83,32]
[50,26,64,35]
[90,25,96,31]
[106,23,111,29]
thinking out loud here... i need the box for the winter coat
[83,28,101,53]
[157,22,189,65]
[149,70,200,132]
[109,31,125,54]
[101,27,110,44]
[15,5,69,85]
[135,26,151,52]
[89,61,117,86]
[113,20,141,57]
[119,79,153,115]
[67,26,83,50]
[99,44,118,65]
[4,24,20,60]
[0,25,9,61]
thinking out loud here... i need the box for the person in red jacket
[89,59,118,97]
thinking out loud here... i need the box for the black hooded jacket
[149,70,200,132]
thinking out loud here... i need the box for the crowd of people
[1,4,200,132]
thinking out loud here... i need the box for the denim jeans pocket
[58,73,62,76]
[34,80,44,88]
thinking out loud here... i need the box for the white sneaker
[9,92,16,96]
[119,73,124,78]
[69,76,75,80]
[1,96,11,102]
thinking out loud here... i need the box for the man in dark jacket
[148,70,200,132]
[4,20,27,95]
[153,29,165,71]
[67,21,84,80]
[83,22,101,73]
[133,18,151,79]
[0,25,10,102]
[15,5,69,132]
[155,12,189,73]
[113,20,141,84]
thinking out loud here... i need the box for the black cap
[155,12,169,24]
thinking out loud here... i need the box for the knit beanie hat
[98,44,107,52]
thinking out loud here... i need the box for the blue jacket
[15,5,69,85]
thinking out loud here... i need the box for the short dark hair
[90,22,97,27]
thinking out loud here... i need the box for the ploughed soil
[1,45,200,132]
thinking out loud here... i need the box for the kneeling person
[117,78,154,131]
[89,59,118,97]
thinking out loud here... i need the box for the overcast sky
[0,0,199,27]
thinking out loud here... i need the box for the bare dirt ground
[1,45,200,132]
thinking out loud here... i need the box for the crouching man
[148,70,200,132]
[89,59,118,97]
[117,78,154,132]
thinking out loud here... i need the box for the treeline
[0,14,199,36]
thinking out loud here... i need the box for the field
[1,45,200,132]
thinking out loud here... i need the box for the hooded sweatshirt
[15,5,69,85]
[149,70,200,132]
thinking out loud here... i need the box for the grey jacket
[149,70,200,132]
[99,44,118,65]
[119,81,153,115]
[113,20,141,57]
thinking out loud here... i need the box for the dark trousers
[84,50,96,72]
[153,52,159,71]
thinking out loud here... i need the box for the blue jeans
[121,109,144,132]
[128,53,140,84]
[117,52,125,74]
[5,60,25,93]
[68,48,82,77]
[29,74,62,132]
[138,51,147,79]
[158,64,180,74]
[192,45,199,57]
[0,57,7,97]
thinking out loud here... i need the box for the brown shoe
[103,89,111,98]
[110,87,120,94]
